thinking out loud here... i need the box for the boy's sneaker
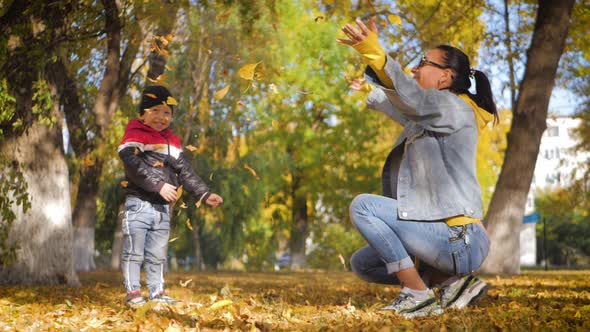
[149,291,180,304]
[380,289,443,318]
[440,275,489,309]
[125,290,147,308]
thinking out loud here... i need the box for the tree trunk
[110,203,124,270]
[0,121,79,286]
[192,221,204,271]
[289,175,308,270]
[72,163,102,271]
[481,0,575,275]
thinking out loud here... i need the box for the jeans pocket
[125,199,144,213]
[451,245,472,276]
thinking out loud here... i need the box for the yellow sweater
[352,34,494,227]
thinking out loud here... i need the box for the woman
[337,17,496,318]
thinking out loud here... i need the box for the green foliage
[535,186,590,266]
[31,80,55,128]
[0,162,30,266]
[307,223,365,270]
[0,79,16,137]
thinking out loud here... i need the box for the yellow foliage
[0,270,588,330]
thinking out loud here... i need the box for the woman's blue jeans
[349,194,489,284]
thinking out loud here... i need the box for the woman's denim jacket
[365,56,483,221]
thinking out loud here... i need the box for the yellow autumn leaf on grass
[214,86,230,100]
[244,164,259,180]
[388,14,402,25]
[237,62,261,81]
[153,161,164,167]
[185,218,193,231]
[120,181,128,188]
[180,279,193,287]
[185,145,198,152]
[338,254,346,268]
[210,299,233,310]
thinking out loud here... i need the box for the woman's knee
[349,193,374,223]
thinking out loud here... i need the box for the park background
[1,0,589,330]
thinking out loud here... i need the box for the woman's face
[411,48,454,90]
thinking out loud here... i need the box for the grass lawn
[1,270,589,331]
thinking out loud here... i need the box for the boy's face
[140,104,172,132]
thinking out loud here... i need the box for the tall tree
[0,1,96,285]
[481,0,575,275]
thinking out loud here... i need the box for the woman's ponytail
[472,70,499,124]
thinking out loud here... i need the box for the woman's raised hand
[337,16,378,46]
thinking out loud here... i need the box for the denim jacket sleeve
[365,55,474,134]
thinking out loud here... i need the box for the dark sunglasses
[417,55,449,70]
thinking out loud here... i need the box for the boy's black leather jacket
[118,119,210,205]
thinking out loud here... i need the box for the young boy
[118,85,223,307]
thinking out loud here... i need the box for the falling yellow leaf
[179,202,187,209]
[145,93,158,99]
[83,155,94,167]
[388,14,402,25]
[338,253,346,268]
[180,279,193,287]
[209,172,214,181]
[185,218,193,231]
[185,145,198,152]
[244,164,259,180]
[169,236,179,243]
[120,181,128,188]
[163,33,174,43]
[237,62,261,81]
[153,161,164,167]
[176,185,183,201]
[214,85,230,101]
[209,299,233,310]
[166,96,178,106]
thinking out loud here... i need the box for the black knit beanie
[138,85,177,114]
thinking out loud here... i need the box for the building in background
[521,116,589,266]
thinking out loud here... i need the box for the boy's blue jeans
[121,196,170,296]
[349,194,490,284]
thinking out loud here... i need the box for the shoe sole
[449,280,489,309]
[402,306,444,319]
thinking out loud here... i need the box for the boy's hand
[205,193,224,207]
[159,183,177,202]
